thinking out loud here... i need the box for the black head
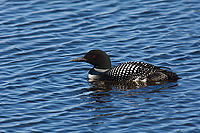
[70,50,111,69]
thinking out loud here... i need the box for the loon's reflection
[85,80,178,103]
[89,80,178,91]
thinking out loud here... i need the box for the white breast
[88,74,100,81]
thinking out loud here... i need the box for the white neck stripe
[94,68,109,73]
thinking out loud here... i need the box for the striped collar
[94,68,109,73]
[88,68,109,81]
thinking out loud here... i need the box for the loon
[70,50,180,82]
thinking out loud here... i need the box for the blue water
[0,0,200,132]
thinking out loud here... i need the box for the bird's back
[99,62,179,82]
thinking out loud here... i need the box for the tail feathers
[147,70,180,82]
[160,70,181,80]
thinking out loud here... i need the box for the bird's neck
[88,67,109,80]
[89,67,109,75]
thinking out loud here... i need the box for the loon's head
[70,50,111,69]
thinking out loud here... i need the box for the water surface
[0,0,200,132]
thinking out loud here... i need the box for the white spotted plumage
[100,61,160,81]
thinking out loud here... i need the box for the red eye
[92,55,95,58]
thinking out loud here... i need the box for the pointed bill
[69,56,87,62]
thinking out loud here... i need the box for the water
[0,0,200,132]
